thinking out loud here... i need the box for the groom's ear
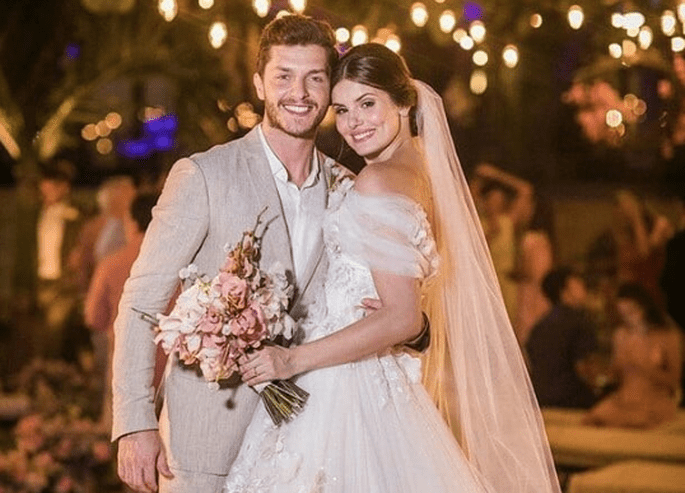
[253,73,265,101]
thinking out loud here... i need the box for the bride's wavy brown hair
[332,43,419,135]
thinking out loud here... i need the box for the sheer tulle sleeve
[334,190,439,280]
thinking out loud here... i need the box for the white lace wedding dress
[224,186,491,493]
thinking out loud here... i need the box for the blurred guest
[84,193,158,428]
[660,191,685,404]
[611,190,673,306]
[471,163,534,321]
[69,175,137,297]
[585,283,682,428]
[526,267,601,409]
[26,161,84,360]
[515,195,554,345]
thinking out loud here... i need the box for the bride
[224,43,560,493]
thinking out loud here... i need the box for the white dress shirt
[258,126,326,284]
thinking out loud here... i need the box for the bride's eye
[361,100,375,109]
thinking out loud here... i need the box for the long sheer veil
[414,80,561,492]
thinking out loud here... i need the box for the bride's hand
[238,345,296,386]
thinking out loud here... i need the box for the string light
[609,43,622,58]
[502,44,519,68]
[638,26,653,49]
[606,109,623,128]
[672,36,685,52]
[472,49,488,66]
[439,10,457,33]
[209,21,228,49]
[335,27,350,44]
[469,21,486,43]
[678,2,685,23]
[470,70,487,94]
[622,39,637,57]
[410,3,429,28]
[385,34,401,53]
[662,10,677,36]
[458,35,475,50]
[530,14,543,29]
[351,25,368,46]
[568,5,584,30]
[158,0,177,22]
[288,0,306,14]
[198,0,214,9]
[253,0,270,18]
[612,13,624,29]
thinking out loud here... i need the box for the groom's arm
[112,158,210,441]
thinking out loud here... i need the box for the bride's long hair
[333,44,561,493]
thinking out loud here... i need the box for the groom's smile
[254,45,330,139]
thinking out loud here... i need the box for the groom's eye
[333,107,347,115]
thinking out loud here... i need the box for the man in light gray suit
[112,15,341,492]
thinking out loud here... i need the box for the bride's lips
[350,129,375,143]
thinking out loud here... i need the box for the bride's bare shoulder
[355,162,430,210]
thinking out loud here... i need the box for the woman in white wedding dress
[225,44,561,493]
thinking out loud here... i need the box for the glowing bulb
[439,10,456,33]
[459,36,475,50]
[609,43,622,58]
[672,36,685,52]
[623,12,645,30]
[253,0,270,18]
[96,138,113,155]
[385,34,401,53]
[611,13,624,29]
[158,0,177,22]
[335,27,350,44]
[606,109,623,128]
[198,0,214,9]
[638,26,653,49]
[81,124,98,141]
[469,21,486,43]
[351,25,368,46]
[530,14,543,29]
[472,49,488,66]
[209,21,228,49]
[452,28,467,43]
[662,11,677,36]
[502,44,519,68]
[622,39,637,57]
[289,0,306,13]
[470,70,487,95]
[568,5,584,30]
[679,3,685,23]
[410,3,429,27]
[105,112,122,129]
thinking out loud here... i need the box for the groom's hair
[256,14,338,76]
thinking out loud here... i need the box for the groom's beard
[263,97,327,139]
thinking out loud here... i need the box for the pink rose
[198,308,223,335]
[230,304,268,348]
[216,273,249,311]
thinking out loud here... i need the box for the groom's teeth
[284,105,311,114]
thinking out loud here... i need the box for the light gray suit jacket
[112,127,335,476]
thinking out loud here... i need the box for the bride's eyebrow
[332,93,375,108]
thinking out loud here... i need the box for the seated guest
[585,283,682,428]
[526,267,601,409]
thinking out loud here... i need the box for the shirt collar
[258,125,320,189]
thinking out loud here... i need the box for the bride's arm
[240,268,423,385]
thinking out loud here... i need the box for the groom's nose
[290,76,309,100]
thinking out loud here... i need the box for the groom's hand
[118,429,174,492]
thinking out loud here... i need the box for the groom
[112,15,340,492]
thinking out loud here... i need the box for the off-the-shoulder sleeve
[335,190,439,279]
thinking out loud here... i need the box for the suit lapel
[241,128,295,280]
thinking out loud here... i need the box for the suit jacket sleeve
[111,158,210,441]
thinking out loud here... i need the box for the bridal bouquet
[135,211,308,425]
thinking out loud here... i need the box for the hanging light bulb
[623,12,645,30]
[385,34,401,53]
[351,25,368,46]
[502,44,519,68]
[530,13,543,29]
[638,26,653,49]
[611,13,624,29]
[605,109,623,128]
[253,0,270,18]
[678,2,685,23]
[567,5,584,30]
[158,0,177,22]
[470,70,487,95]
[439,10,457,33]
[662,10,677,36]
[209,21,228,49]
[459,35,475,50]
[622,39,637,57]
[410,3,429,27]
[289,0,306,14]
[335,27,350,44]
[608,43,623,58]
[469,21,486,43]
[672,36,685,52]
[472,49,488,66]
[198,0,214,9]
